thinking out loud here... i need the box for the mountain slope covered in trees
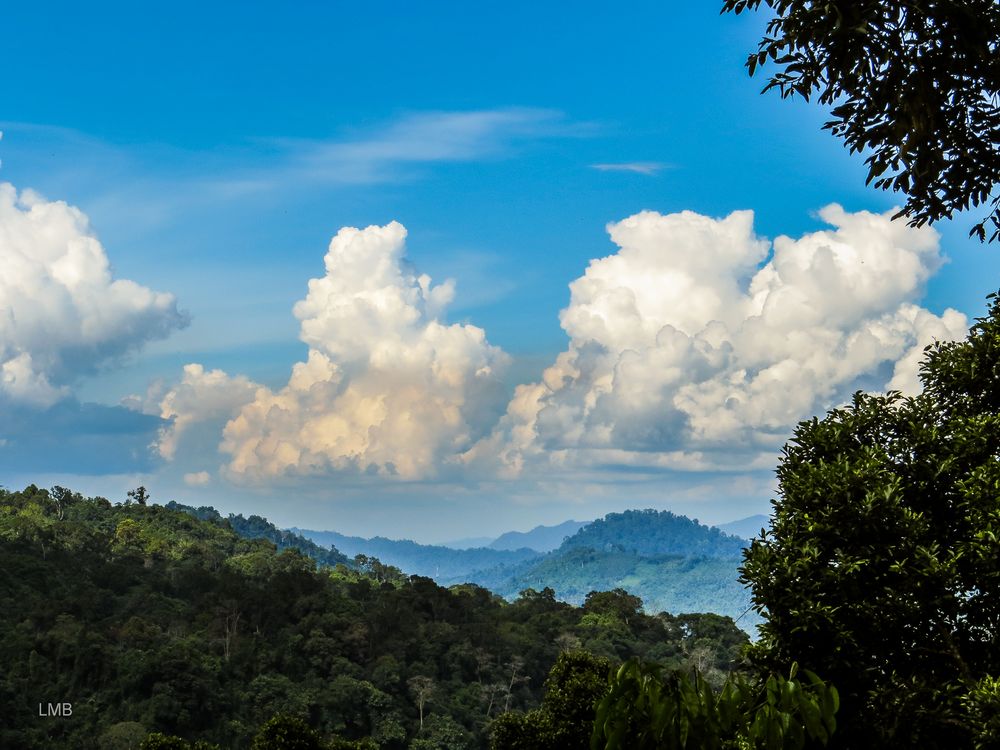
[560,510,746,558]
[472,511,757,631]
[0,484,749,748]
[290,509,757,633]
[167,501,352,568]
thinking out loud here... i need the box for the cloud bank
[462,205,967,476]
[0,398,164,475]
[146,205,967,490]
[0,183,188,406]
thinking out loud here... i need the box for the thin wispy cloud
[207,108,584,197]
[194,108,585,198]
[201,108,591,197]
[281,108,580,185]
[2,109,590,217]
[200,107,584,200]
[590,161,667,176]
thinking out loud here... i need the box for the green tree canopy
[250,715,323,750]
[0,483,748,748]
[741,291,1000,748]
[489,651,613,750]
[723,0,1000,241]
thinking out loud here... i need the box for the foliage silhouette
[723,0,1000,241]
[741,291,1000,747]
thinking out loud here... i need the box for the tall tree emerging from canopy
[740,292,1000,749]
[722,0,1000,242]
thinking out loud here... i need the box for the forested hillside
[476,510,757,631]
[487,550,755,629]
[560,510,746,557]
[167,502,351,568]
[0,484,748,749]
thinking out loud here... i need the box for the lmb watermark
[38,702,72,717]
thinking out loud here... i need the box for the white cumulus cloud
[144,363,262,461]
[215,221,510,481]
[463,205,968,476]
[0,183,188,406]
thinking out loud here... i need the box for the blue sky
[1,1,997,541]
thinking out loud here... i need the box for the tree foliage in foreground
[722,0,1000,241]
[741,292,1000,748]
[592,659,837,750]
[490,653,838,750]
[489,651,614,749]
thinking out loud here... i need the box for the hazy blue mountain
[466,509,759,633]
[289,527,541,581]
[715,514,771,540]
[440,536,495,549]
[488,519,591,552]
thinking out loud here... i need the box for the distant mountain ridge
[440,536,495,550]
[714,514,770,540]
[289,527,540,581]
[285,508,762,633]
[488,519,590,552]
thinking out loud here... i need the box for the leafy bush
[592,659,837,750]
